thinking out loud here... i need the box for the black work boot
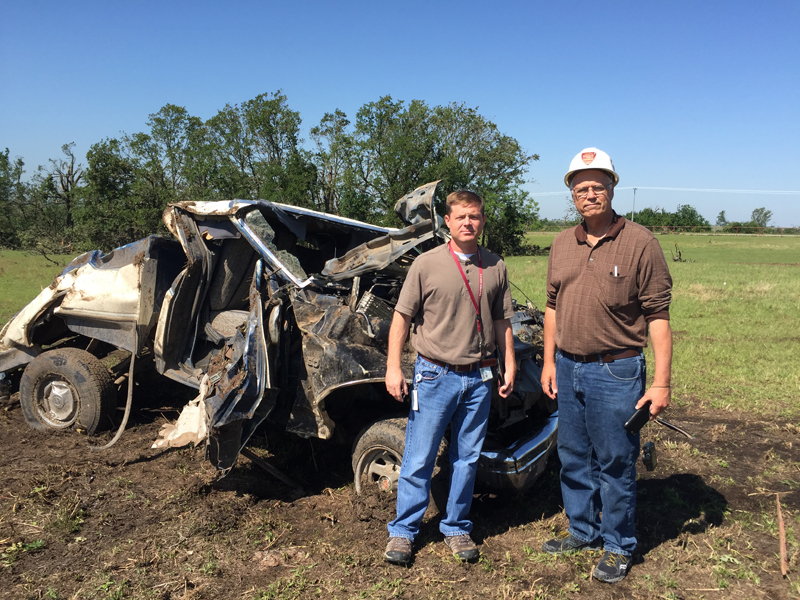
[542,531,602,555]
[593,551,630,583]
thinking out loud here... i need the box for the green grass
[508,233,800,420]
[0,251,72,326]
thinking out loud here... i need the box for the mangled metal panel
[320,222,436,280]
[203,260,274,471]
[0,269,78,351]
[153,210,215,376]
[393,180,442,227]
[320,181,446,280]
[285,287,395,439]
[55,236,171,354]
[0,237,178,364]
[166,198,392,236]
[235,210,309,285]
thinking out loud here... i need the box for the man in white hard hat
[540,148,673,583]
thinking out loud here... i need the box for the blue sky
[2,1,799,226]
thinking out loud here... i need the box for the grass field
[0,251,70,327]
[509,233,800,421]
[3,234,800,421]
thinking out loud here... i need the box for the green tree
[310,109,352,214]
[624,204,708,228]
[76,139,156,251]
[17,165,72,253]
[346,96,439,224]
[673,204,710,227]
[625,206,669,227]
[207,91,314,205]
[145,104,202,194]
[0,149,26,248]
[750,207,772,227]
[716,210,728,226]
[338,97,539,252]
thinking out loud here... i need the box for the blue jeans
[388,356,492,540]
[556,350,646,556]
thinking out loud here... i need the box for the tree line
[0,92,541,257]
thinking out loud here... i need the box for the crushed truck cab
[0,182,557,492]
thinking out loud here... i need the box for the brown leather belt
[419,354,498,373]
[560,348,641,364]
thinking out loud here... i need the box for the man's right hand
[541,307,558,400]
[385,365,408,402]
[386,311,413,403]
[541,361,558,400]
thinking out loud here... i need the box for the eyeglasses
[573,185,610,199]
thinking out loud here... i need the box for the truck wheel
[20,348,117,435]
[352,418,406,495]
[352,417,450,511]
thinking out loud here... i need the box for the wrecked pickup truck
[0,181,557,493]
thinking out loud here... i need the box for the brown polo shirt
[546,214,672,355]
[395,243,514,364]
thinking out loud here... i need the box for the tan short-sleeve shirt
[395,243,514,364]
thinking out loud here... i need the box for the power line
[533,186,800,196]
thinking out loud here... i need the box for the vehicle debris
[0,182,557,492]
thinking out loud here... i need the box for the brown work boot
[384,536,413,564]
[444,534,480,562]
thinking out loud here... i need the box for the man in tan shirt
[540,148,673,583]
[383,190,516,565]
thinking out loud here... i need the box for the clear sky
[2,1,799,226]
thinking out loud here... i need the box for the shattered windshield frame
[234,209,313,288]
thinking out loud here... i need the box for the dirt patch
[0,384,797,599]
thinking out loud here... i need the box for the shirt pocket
[599,273,632,310]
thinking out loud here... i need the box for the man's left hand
[635,385,671,418]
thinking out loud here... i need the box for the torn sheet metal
[285,288,394,439]
[393,180,442,227]
[319,181,446,279]
[320,222,436,280]
[1,237,180,365]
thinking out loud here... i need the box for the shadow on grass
[416,456,565,547]
[636,473,728,555]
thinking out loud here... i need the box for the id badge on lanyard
[448,242,484,357]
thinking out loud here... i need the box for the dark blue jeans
[388,356,492,541]
[556,350,646,556]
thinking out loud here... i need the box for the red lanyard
[448,241,483,334]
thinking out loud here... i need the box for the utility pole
[631,187,637,223]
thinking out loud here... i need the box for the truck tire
[352,417,450,515]
[20,348,117,435]
[352,417,407,494]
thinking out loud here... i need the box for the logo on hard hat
[581,152,596,165]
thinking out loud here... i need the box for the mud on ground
[0,380,798,600]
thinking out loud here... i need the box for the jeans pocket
[416,358,444,382]
[603,356,642,381]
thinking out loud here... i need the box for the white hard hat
[564,148,619,187]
